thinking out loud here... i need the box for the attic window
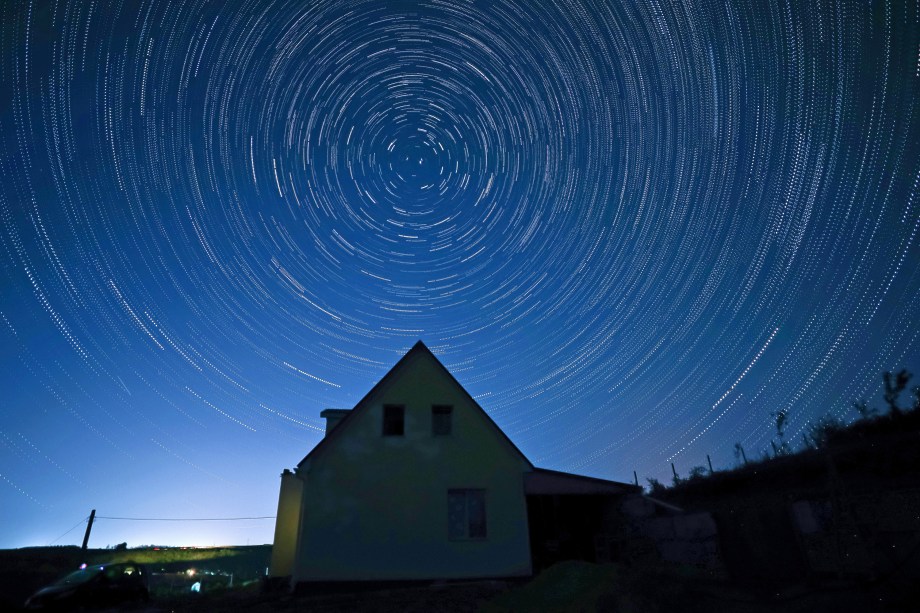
[382,404,404,436]
[448,489,487,540]
[432,405,452,436]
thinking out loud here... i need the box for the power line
[49,516,89,545]
[95,515,275,522]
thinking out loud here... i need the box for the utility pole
[81,510,96,552]
[706,454,714,475]
[633,470,639,487]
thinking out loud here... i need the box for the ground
[3,548,918,611]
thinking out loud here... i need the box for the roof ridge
[296,341,533,469]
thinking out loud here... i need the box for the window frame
[431,404,453,436]
[447,488,487,541]
[382,404,405,436]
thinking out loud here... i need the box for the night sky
[2,0,918,549]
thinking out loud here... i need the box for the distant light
[79,563,87,570]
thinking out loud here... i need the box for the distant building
[270,341,641,584]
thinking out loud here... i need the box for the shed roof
[524,467,641,495]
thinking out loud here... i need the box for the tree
[733,442,748,465]
[771,409,789,455]
[646,477,666,496]
[883,369,911,416]
[853,400,877,420]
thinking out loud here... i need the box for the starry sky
[1,0,918,549]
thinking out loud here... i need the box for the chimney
[320,409,351,436]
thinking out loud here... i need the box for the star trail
[1,0,918,548]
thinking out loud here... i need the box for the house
[270,341,641,584]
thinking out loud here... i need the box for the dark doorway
[526,494,610,571]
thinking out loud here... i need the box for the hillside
[652,395,920,589]
[0,544,271,610]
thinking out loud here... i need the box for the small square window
[383,404,404,436]
[432,405,452,436]
[448,489,486,540]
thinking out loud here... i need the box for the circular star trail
[1,0,918,547]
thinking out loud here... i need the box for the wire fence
[95,516,275,522]
[47,514,275,546]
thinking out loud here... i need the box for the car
[24,561,150,610]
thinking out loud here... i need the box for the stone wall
[613,494,724,573]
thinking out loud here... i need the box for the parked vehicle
[24,561,149,610]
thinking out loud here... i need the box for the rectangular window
[382,404,404,436]
[432,405,452,435]
[448,489,487,540]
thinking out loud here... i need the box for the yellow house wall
[269,470,303,577]
[292,352,533,582]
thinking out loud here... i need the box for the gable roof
[297,340,534,469]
